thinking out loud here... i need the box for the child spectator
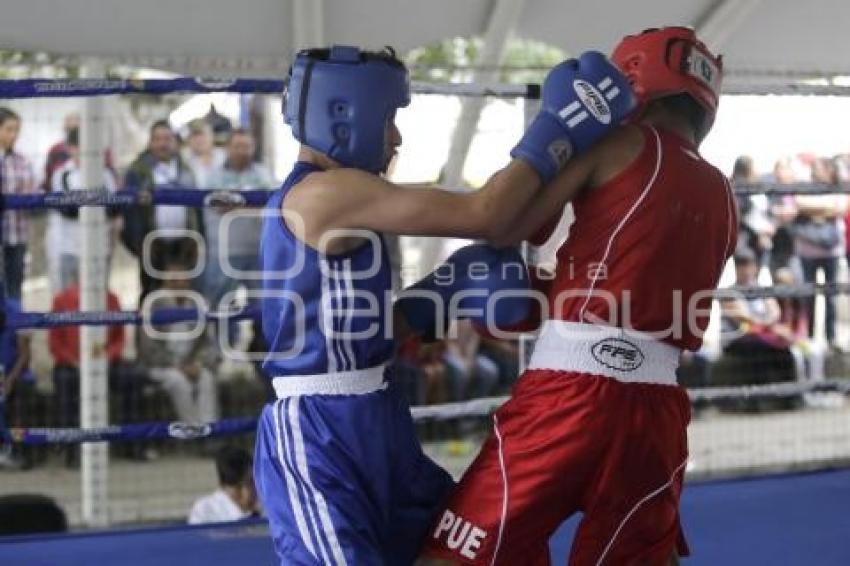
[188,445,259,524]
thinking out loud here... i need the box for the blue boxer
[255,161,453,565]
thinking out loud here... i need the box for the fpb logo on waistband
[591,338,645,372]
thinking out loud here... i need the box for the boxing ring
[1,77,850,565]
[3,469,849,565]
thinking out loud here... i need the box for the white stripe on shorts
[594,457,689,566]
[272,399,318,559]
[281,399,333,564]
[288,397,349,566]
[490,414,509,566]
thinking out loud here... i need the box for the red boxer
[423,27,736,565]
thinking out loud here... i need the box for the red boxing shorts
[423,322,691,565]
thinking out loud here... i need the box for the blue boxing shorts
[254,370,454,565]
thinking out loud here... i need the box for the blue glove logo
[571,79,612,125]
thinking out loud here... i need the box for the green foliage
[0,50,80,79]
[406,36,566,84]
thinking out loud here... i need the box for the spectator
[203,104,233,146]
[182,119,225,189]
[48,280,149,464]
[203,129,273,320]
[42,112,80,190]
[731,155,774,270]
[773,266,826,381]
[477,335,520,393]
[139,260,218,424]
[393,336,448,406]
[188,446,258,524]
[0,298,35,470]
[765,157,800,279]
[838,154,850,304]
[793,157,847,348]
[46,127,120,292]
[0,494,67,535]
[442,320,499,401]
[772,267,809,341]
[719,247,797,385]
[0,107,37,300]
[121,120,202,301]
[846,206,850,278]
[43,113,115,193]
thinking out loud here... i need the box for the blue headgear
[283,45,411,173]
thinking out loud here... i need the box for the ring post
[79,59,110,528]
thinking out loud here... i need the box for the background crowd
[680,153,850,395]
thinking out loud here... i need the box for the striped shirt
[1,150,37,245]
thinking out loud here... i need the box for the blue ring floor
[2,468,848,565]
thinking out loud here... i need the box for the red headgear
[612,27,723,135]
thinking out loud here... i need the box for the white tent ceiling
[2,0,847,83]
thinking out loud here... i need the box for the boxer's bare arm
[490,125,645,246]
[284,159,542,242]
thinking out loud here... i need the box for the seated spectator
[0,494,67,535]
[188,445,259,524]
[0,298,35,470]
[774,267,827,382]
[393,336,449,406]
[719,247,797,385]
[48,279,149,464]
[442,320,499,401]
[139,260,218,424]
[477,335,520,394]
[676,350,712,389]
[773,267,809,342]
[47,127,121,292]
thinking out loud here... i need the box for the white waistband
[272,364,387,398]
[527,321,681,385]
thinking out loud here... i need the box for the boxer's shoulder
[584,124,646,188]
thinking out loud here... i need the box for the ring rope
[2,77,850,100]
[2,305,260,331]
[6,378,849,444]
[0,186,272,211]
[2,182,847,212]
[0,283,848,332]
[0,78,540,100]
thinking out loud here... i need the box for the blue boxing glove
[396,244,530,341]
[512,51,636,183]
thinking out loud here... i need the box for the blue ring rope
[5,417,257,444]
[1,186,273,210]
[3,305,260,330]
